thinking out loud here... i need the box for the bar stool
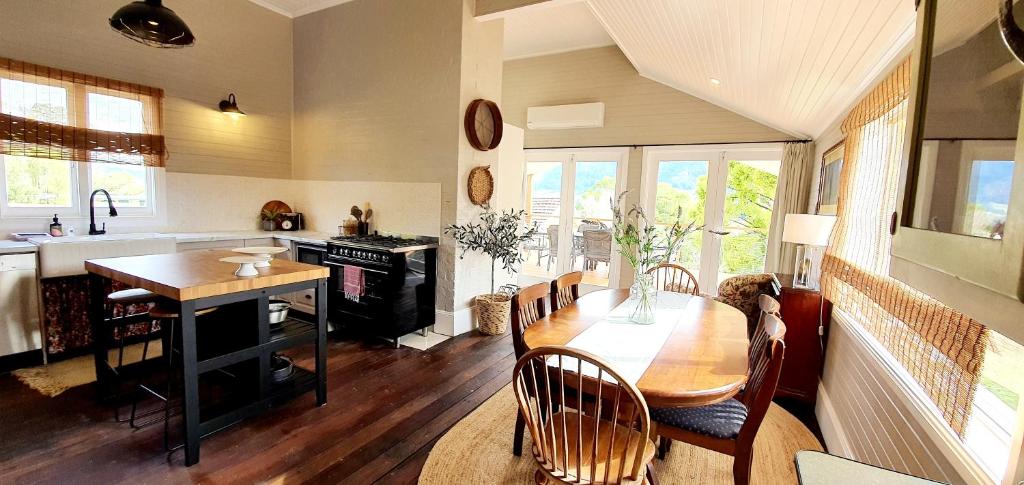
[106,288,159,422]
[130,299,219,451]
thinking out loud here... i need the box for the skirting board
[434,307,475,337]
[815,381,849,457]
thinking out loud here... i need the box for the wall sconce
[218,93,245,118]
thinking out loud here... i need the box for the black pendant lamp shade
[109,0,195,48]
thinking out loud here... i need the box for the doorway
[641,144,783,294]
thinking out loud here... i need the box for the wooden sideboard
[770,273,832,406]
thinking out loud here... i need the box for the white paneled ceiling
[503,1,615,60]
[248,0,356,18]
[586,0,918,138]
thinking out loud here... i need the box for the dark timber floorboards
[0,327,823,484]
[0,330,516,485]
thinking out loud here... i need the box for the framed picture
[816,141,844,215]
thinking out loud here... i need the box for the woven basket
[476,294,510,336]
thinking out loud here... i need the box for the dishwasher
[0,252,41,359]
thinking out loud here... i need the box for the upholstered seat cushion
[651,398,748,439]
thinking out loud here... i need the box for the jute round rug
[419,385,822,484]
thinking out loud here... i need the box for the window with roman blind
[820,58,991,441]
[0,57,165,217]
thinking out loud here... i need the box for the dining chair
[749,294,780,371]
[582,229,612,271]
[513,345,657,485]
[511,282,551,456]
[646,263,700,295]
[550,271,583,312]
[651,314,786,485]
[546,225,560,271]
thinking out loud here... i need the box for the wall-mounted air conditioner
[526,102,604,130]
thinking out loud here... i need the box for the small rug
[12,342,160,397]
[419,385,822,485]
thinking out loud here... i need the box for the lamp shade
[109,0,195,48]
[782,214,835,246]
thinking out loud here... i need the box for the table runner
[551,291,694,385]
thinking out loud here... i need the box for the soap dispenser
[49,214,63,237]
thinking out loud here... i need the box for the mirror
[907,0,1020,239]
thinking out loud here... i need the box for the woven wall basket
[476,294,510,335]
[467,166,494,206]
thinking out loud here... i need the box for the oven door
[324,260,391,322]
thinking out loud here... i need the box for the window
[0,57,165,219]
[642,146,782,293]
[522,149,628,289]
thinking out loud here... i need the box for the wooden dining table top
[522,288,749,408]
[84,250,329,301]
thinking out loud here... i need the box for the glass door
[642,145,782,294]
[715,153,782,288]
[522,148,628,291]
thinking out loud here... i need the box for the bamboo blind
[821,58,989,437]
[0,57,165,167]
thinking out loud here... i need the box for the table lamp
[782,214,836,290]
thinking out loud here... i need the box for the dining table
[85,250,330,466]
[522,288,750,408]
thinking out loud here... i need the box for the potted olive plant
[611,191,701,323]
[446,208,537,335]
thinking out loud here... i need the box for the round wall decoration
[464,99,503,151]
[467,166,494,206]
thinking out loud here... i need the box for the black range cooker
[324,234,438,346]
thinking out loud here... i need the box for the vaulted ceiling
[253,0,921,139]
[585,0,917,138]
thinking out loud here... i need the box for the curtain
[0,57,165,167]
[765,141,815,273]
[821,58,989,437]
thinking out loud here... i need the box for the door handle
[707,229,731,236]
[1000,0,1024,64]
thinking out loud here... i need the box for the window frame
[0,74,162,222]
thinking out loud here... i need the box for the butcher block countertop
[84,250,329,301]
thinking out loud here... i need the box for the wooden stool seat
[106,288,158,305]
[149,302,218,319]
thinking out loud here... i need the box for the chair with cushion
[513,345,657,485]
[646,262,700,295]
[715,273,776,337]
[652,314,787,485]
[511,282,550,456]
[749,294,780,371]
[550,271,583,312]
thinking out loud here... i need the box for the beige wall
[503,46,795,149]
[291,0,464,185]
[0,0,294,179]
[503,45,795,288]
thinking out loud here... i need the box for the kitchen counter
[170,230,332,245]
[0,240,39,254]
[22,230,333,247]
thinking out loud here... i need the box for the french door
[521,148,629,292]
[641,145,783,294]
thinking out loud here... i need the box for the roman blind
[0,57,165,167]
[821,58,989,437]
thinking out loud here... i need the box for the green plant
[445,208,537,295]
[611,191,702,273]
[260,208,282,222]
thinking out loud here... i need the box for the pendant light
[109,0,195,48]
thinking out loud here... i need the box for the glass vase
[629,272,658,325]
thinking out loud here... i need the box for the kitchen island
[85,250,329,466]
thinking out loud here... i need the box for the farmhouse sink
[32,233,176,279]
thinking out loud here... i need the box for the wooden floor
[0,328,824,484]
[0,330,517,485]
